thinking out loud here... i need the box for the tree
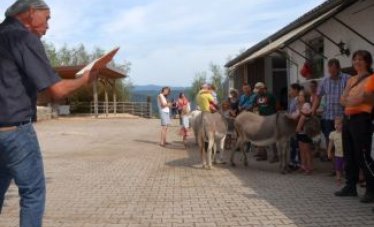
[188,62,228,106]
[57,44,72,66]
[42,41,59,66]
[209,63,224,102]
[189,71,207,101]
[42,42,133,109]
[71,44,90,65]
[120,79,134,101]
[90,47,105,62]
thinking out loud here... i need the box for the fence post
[93,80,99,118]
[147,96,152,118]
[113,80,117,116]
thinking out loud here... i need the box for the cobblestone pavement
[1,118,374,227]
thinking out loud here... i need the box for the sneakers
[334,187,358,197]
[360,193,374,203]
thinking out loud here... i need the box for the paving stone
[1,118,374,226]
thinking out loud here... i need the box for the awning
[231,5,341,69]
[54,65,127,80]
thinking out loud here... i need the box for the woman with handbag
[335,50,374,205]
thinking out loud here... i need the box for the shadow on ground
[166,138,374,226]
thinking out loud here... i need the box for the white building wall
[287,40,309,83]
[287,1,374,84]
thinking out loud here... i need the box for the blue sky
[0,0,325,86]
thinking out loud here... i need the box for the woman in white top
[158,87,171,147]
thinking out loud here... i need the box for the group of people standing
[288,51,374,211]
[223,82,278,162]
[194,50,374,212]
[157,51,374,212]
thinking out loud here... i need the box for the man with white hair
[0,1,98,226]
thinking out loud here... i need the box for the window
[272,56,287,69]
[305,37,324,79]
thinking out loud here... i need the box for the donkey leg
[212,143,217,164]
[278,140,288,174]
[277,142,284,173]
[198,137,206,168]
[284,140,291,173]
[231,138,241,167]
[207,137,215,170]
[219,136,226,162]
[194,129,198,144]
[215,136,226,164]
[242,143,249,166]
[200,147,206,168]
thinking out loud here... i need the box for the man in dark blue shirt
[0,1,97,226]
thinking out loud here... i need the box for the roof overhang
[229,5,341,70]
[54,65,127,80]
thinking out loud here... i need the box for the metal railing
[70,102,152,118]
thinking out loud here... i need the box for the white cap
[253,82,266,93]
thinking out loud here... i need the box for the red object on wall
[300,62,312,79]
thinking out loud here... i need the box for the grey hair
[5,0,49,17]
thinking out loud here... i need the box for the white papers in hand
[76,47,120,77]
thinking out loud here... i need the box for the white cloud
[106,7,147,34]
[0,0,326,86]
[128,42,253,86]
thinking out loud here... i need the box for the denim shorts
[160,111,171,126]
[181,116,189,128]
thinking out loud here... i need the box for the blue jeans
[0,123,45,227]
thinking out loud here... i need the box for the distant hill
[133,84,188,92]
